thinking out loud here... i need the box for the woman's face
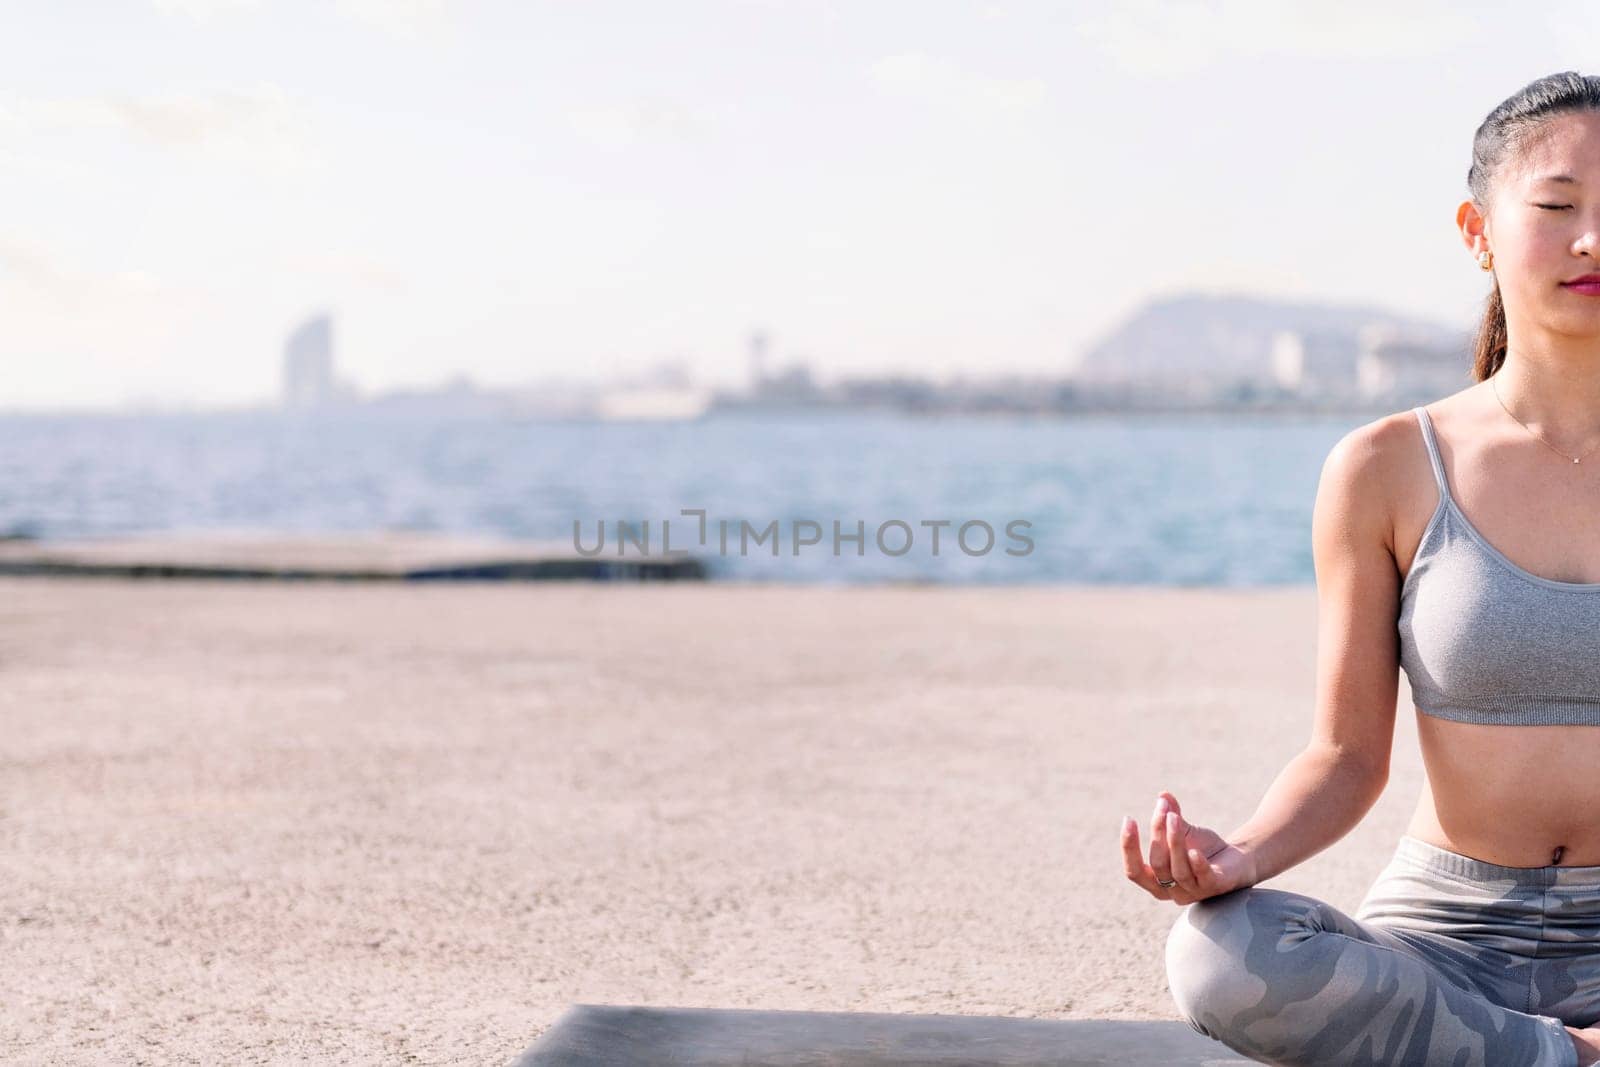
[1466,109,1600,345]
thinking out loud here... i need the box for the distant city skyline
[1,1,1592,411]
[245,292,1468,422]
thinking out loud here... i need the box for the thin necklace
[1491,372,1600,465]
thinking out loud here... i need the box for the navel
[1553,844,1567,865]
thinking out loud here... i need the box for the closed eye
[1537,203,1574,210]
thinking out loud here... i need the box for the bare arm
[1223,419,1402,885]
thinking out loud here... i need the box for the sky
[2,0,1598,410]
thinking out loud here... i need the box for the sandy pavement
[0,577,1428,1064]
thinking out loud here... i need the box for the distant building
[282,315,333,409]
[748,331,770,392]
[595,358,711,420]
[1357,324,1475,403]
[281,313,358,410]
[595,387,713,421]
[758,361,822,402]
[1270,329,1359,399]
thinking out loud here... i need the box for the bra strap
[1413,406,1451,501]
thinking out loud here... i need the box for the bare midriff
[1404,710,1600,867]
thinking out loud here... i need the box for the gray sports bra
[1398,405,1600,725]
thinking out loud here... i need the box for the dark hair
[1467,71,1600,381]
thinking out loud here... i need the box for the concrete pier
[0,531,707,582]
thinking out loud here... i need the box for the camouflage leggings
[1164,834,1600,1066]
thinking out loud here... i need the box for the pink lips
[1563,281,1600,296]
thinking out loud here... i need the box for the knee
[1164,888,1299,1037]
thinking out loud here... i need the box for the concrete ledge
[512,1004,1250,1066]
[0,532,706,582]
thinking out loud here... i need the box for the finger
[1148,797,1171,879]
[1160,790,1182,818]
[1126,819,1177,902]
[1120,816,1171,898]
[1166,811,1196,890]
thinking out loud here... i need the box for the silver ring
[1157,877,1178,888]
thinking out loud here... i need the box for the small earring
[1478,249,1494,271]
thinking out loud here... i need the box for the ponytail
[1470,283,1507,382]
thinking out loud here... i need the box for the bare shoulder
[1312,408,1435,575]
[1319,411,1419,512]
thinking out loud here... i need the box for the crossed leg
[1164,886,1579,1066]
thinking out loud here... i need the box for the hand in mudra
[1121,791,1258,904]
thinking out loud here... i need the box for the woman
[1122,71,1600,1067]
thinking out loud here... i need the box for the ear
[1457,198,1489,255]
